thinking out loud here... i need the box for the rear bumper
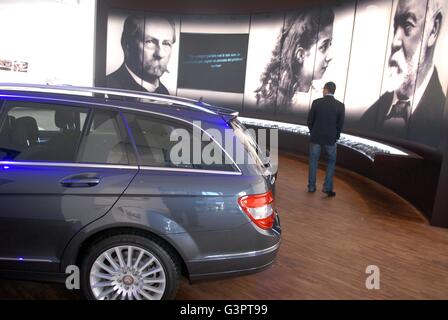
[187,230,281,282]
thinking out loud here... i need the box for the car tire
[81,233,181,300]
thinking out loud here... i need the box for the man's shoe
[324,190,336,197]
[308,188,316,193]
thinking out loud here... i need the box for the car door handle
[60,178,101,187]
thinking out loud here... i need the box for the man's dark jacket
[307,95,345,145]
[360,68,445,148]
[105,64,170,95]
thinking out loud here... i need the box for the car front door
[0,100,138,272]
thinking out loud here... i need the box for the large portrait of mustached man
[360,0,446,148]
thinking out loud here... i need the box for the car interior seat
[22,109,82,162]
[133,120,174,166]
[80,113,129,164]
[11,116,39,149]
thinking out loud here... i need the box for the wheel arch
[61,225,190,279]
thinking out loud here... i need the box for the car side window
[124,112,236,171]
[78,110,136,165]
[0,101,88,162]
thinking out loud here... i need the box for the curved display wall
[99,0,448,153]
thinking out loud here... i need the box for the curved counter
[240,117,441,222]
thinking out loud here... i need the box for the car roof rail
[0,82,219,115]
[194,99,239,118]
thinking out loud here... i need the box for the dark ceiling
[107,0,348,14]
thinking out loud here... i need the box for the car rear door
[0,100,138,272]
[118,112,250,233]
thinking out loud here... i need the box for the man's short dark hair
[324,82,336,94]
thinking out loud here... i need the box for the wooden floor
[1,153,448,299]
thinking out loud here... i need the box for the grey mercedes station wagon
[0,84,281,300]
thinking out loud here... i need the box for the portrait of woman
[255,8,334,117]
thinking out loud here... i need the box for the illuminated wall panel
[98,0,448,150]
[0,0,96,86]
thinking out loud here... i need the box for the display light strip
[238,117,409,161]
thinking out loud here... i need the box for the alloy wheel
[89,245,166,300]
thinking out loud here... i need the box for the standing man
[106,14,176,95]
[360,0,445,148]
[307,82,345,197]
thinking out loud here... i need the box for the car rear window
[231,118,267,170]
[124,112,237,172]
[78,110,136,165]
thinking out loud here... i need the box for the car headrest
[6,116,16,130]
[55,110,78,131]
[12,116,39,148]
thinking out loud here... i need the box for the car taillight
[238,191,275,230]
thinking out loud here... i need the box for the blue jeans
[308,143,337,192]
